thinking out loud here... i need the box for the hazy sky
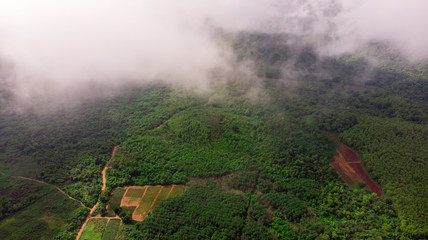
[0,0,427,110]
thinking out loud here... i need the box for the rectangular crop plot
[133,186,162,218]
[101,219,121,240]
[121,187,146,206]
[107,188,126,217]
[79,218,108,240]
[168,185,185,198]
[151,186,173,208]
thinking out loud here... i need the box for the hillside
[0,33,427,239]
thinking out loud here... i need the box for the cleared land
[331,144,383,196]
[168,185,185,197]
[151,186,173,207]
[116,185,184,221]
[121,187,147,207]
[133,186,162,221]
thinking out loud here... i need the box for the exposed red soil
[321,131,383,197]
[349,163,383,196]
[330,145,383,196]
[111,145,119,158]
[340,145,360,162]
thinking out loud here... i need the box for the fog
[0,0,427,111]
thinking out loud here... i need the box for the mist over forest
[1,0,428,111]
[0,1,427,240]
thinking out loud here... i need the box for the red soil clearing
[330,144,383,196]
[340,145,360,162]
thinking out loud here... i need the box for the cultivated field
[118,185,185,221]
[79,218,108,240]
[78,185,185,239]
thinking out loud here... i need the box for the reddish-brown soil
[349,163,383,196]
[111,145,119,158]
[330,144,383,196]
[340,145,360,162]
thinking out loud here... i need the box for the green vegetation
[341,116,428,238]
[0,177,87,240]
[106,188,126,217]
[168,186,185,198]
[139,185,246,240]
[79,218,108,240]
[102,219,121,240]
[1,32,427,239]
[151,186,172,208]
[133,186,162,216]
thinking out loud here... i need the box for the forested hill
[0,33,427,239]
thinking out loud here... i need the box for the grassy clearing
[133,186,162,216]
[79,218,108,240]
[101,219,121,240]
[168,185,185,198]
[106,187,126,217]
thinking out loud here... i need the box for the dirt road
[76,145,119,240]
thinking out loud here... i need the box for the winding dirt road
[75,145,119,240]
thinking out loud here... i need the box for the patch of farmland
[79,218,108,240]
[133,186,163,221]
[121,187,146,206]
[113,185,185,222]
[168,185,185,197]
[101,219,121,240]
[151,186,173,207]
[106,187,126,217]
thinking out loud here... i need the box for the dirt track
[76,145,119,240]
[16,176,88,208]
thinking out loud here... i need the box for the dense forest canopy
[0,31,427,240]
